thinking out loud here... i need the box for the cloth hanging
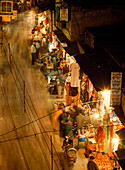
[70,63,80,87]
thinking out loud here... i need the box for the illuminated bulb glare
[112,138,119,152]
[94,113,99,118]
[101,90,110,109]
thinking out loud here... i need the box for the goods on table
[94,153,113,170]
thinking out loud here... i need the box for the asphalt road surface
[0,9,88,170]
[0,10,65,170]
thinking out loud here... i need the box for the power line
[2,25,62,169]
[0,95,117,138]
[0,121,124,144]
[0,130,60,144]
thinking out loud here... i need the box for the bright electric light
[101,90,110,109]
[94,113,99,118]
[112,137,119,152]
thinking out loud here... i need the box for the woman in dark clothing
[87,156,99,170]
[61,113,73,140]
[59,111,66,137]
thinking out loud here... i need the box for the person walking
[87,155,99,170]
[31,43,36,65]
[52,56,57,71]
[76,112,84,135]
[40,63,47,79]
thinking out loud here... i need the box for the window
[1,1,12,13]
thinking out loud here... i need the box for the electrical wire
[0,122,123,144]
[0,95,120,138]
[2,21,61,169]
[1,28,52,169]
[0,130,59,144]
[0,75,30,169]
[2,16,124,169]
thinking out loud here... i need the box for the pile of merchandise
[94,153,113,170]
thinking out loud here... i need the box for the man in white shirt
[36,40,40,59]
[31,43,36,65]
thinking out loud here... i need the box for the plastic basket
[78,135,86,141]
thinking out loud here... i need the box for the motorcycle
[62,136,77,167]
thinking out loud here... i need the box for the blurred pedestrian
[52,56,57,71]
[87,156,99,170]
[36,40,40,60]
[76,112,84,135]
[59,111,66,137]
[31,43,36,65]
[52,103,64,132]
[57,73,65,98]
[40,63,47,79]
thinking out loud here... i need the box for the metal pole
[0,19,3,52]
[8,43,12,72]
[50,135,53,170]
[24,81,26,112]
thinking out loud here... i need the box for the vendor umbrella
[116,128,125,145]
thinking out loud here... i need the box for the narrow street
[0,0,124,169]
[0,10,63,170]
[0,10,88,170]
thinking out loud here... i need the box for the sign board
[60,8,68,22]
[2,15,11,22]
[110,72,122,106]
[13,10,17,16]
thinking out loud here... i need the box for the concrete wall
[71,7,125,41]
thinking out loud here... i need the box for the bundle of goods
[94,126,106,152]
[94,153,113,170]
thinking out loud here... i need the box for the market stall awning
[53,29,70,43]
[54,30,85,56]
[113,106,125,125]
[116,128,125,144]
[64,41,81,56]
[74,48,123,91]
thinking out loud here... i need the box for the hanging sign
[60,8,68,22]
[110,72,122,106]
